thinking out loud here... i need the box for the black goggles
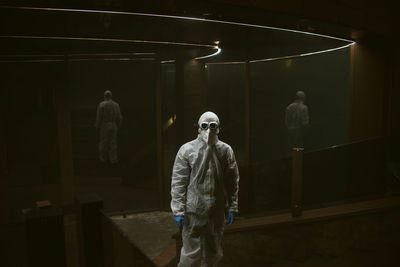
[200,121,219,130]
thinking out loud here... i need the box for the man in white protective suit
[285,90,309,150]
[95,90,123,164]
[171,111,240,267]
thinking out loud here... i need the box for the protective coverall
[285,98,309,149]
[171,112,240,267]
[95,98,122,164]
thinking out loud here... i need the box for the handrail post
[291,148,304,217]
[76,194,104,267]
[24,206,66,267]
[155,60,165,209]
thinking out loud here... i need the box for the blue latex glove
[174,215,184,229]
[226,211,235,226]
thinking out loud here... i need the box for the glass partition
[1,61,62,220]
[205,63,247,166]
[69,60,158,212]
[302,138,387,209]
[250,47,351,214]
[3,5,387,220]
[161,63,177,208]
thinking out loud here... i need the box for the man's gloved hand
[174,215,184,229]
[226,211,235,226]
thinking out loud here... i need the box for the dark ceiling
[0,5,353,62]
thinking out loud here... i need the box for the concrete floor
[66,169,400,267]
[111,211,178,261]
[75,175,159,212]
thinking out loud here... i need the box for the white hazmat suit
[171,111,240,267]
[95,91,123,164]
[285,91,309,149]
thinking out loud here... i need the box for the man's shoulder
[216,140,233,152]
[217,139,230,147]
[180,139,198,150]
[299,103,308,110]
[100,100,119,106]
[98,101,107,107]
[107,100,119,106]
[176,139,198,157]
[286,102,296,110]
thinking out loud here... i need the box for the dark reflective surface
[1,6,382,217]
[0,6,352,62]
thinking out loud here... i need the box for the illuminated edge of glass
[0,6,356,62]
[249,43,354,63]
[0,6,354,43]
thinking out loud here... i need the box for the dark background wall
[205,63,247,165]
[1,61,64,221]
[391,51,400,162]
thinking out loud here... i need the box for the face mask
[200,128,217,146]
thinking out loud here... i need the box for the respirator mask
[199,121,219,146]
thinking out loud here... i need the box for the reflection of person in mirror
[285,91,309,150]
[95,90,123,164]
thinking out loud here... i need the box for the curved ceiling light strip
[206,61,246,65]
[0,52,155,57]
[249,43,354,63]
[0,35,215,48]
[0,57,157,63]
[0,6,355,43]
[0,6,355,61]
[0,59,65,63]
[0,6,353,43]
[71,52,156,56]
[161,60,176,64]
[0,35,218,60]
[195,47,221,60]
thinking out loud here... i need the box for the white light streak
[0,6,356,62]
[249,43,354,63]
[0,59,64,63]
[195,47,221,60]
[206,61,246,65]
[92,57,155,61]
[0,6,355,43]
[0,52,156,57]
[0,35,215,48]
[0,57,156,63]
[0,54,65,57]
[70,52,156,56]
[161,60,176,64]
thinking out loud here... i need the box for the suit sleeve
[302,106,309,126]
[285,106,290,128]
[116,103,123,127]
[170,146,190,216]
[226,147,240,213]
[95,103,102,128]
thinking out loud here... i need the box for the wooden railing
[252,137,390,216]
[76,194,156,267]
[100,211,156,267]
[302,137,387,210]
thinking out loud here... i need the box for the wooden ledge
[227,196,400,233]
